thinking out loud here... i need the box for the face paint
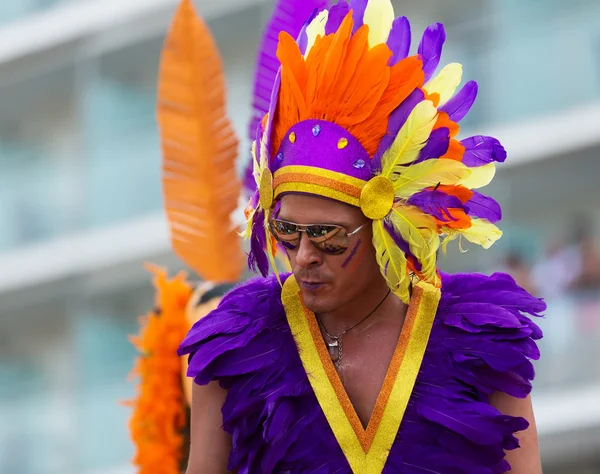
[341,239,362,269]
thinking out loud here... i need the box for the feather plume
[389,205,439,280]
[415,127,450,163]
[466,191,502,223]
[246,0,327,193]
[461,136,507,166]
[250,0,327,134]
[440,80,478,123]
[418,23,446,81]
[350,0,368,32]
[273,19,423,158]
[442,218,502,250]
[393,158,471,198]
[304,9,329,57]
[157,0,244,283]
[458,162,496,189]
[363,0,395,47]
[387,16,411,65]
[248,208,270,276]
[127,266,193,474]
[424,63,463,107]
[380,100,438,174]
[373,219,411,304]
[325,1,350,34]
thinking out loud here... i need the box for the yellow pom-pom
[259,169,274,210]
[360,176,394,220]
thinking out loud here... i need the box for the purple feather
[461,136,507,167]
[418,23,446,82]
[325,1,350,35]
[415,127,450,163]
[243,164,257,196]
[465,191,502,223]
[387,16,411,65]
[440,80,478,123]
[349,0,367,32]
[298,7,323,54]
[248,208,270,276]
[247,0,327,191]
[372,88,424,169]
[407,190,464,222]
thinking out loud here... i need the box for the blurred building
[0,1,598,473]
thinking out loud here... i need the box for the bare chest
[334,326,403,428]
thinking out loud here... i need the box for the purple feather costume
[179,272,544,473]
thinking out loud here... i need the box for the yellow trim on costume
[281,275,440,473]
[275,165,368,188]
[275,182,360,207]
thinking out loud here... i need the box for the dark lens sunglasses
[268,219,367,255]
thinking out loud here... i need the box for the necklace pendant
[327,337,342,366]
[327,338,339,357]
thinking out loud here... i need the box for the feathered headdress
[245,0,506,303]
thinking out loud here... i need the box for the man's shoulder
[428,271,545,398]
[178,273,288,359]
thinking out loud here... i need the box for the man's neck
[318,281,402,334]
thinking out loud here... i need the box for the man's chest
[335,326,403,428]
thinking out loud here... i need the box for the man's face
[276,193,382,315]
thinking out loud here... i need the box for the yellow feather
[461,218,502,249]
[373,220,411,304]
[304,9,329,58]
[441,218,502,251]
[458,163,496,189]
[389,205,439,280]
[264,210,282,284]
[363,0,395,47]
[259,118,271,171]
[240,207,255,240]
[251,139,260,185]
[424,63,463,107]
[380,100,438,176]
[393,159,471,198]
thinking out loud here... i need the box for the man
[179,0,545,472]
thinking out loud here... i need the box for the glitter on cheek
[341,239,362,269]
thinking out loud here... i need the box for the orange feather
[434,184,474,203]
[157,0,244,283]
[441,138,466,161]
[272,14,424,158]
[434,111,460,137]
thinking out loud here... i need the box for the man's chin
[301,292,334,315]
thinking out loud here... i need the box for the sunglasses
[268,219,367,255]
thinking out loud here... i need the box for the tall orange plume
[126,265,194,474]
[272,12,425,158]
[157,0,244,283]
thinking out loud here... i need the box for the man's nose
[295,233,323,268]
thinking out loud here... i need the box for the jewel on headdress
[276,152,284,162]
[353,159,366,169]
[289,132,296,143]
[338,137,348,149]
[312,124,321,136]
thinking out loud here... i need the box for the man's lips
[299,280,327,290]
